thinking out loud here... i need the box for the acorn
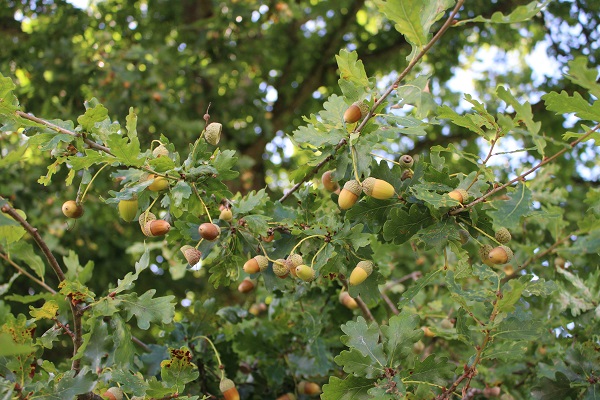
[338,180,362,210]
[400,154,414,169]
[143,219,171,237]
[139,211,156,227]
[262,233,275,242]
[440,318,454,329]
[198,222,220,241]
[458,229,470,244]
[401,169,413,181]
[219,208,233,222]
[349,260,374,286]
[554,256,566,269]
[412,340,425,354]
[276,393,297,400]
[272,259,289,278]
[361,177,395,200]
[205,122,222,145]
[343,101,369,123]
[147,174,169,191]
[118,197,138,222]
[238,278,256,293]
[152,144,169,158]
[295,264,316,282]
[243,255,269,274]
[488,245,513,265]
[448,189,469,204]
[62,200,84,219]
[297,381,322,396]
[219,378,240,400]
[321,170,340,192]
[102,387,123,400]
[478,244,494,266]
[503,264,514,275]
[180,245,202,266]
[495,227,511,244]
[339,291,358,310]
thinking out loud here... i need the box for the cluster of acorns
[479,227,514,266]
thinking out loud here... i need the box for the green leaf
[236,189,269,214]
[114,247,150,294]
[532,371,579,400]
[375,0,426,48]
[483,341,529,361]
[77,101,109,132]
[543,90,600,122]
[566,57,600,99]
[381,311,423,368]
[398,269,443,309]
[63,250,94,284]
[492,317,541,341]
[383,204,432,244]
[488,182,532,230]
[213,149,239,180]
[6,241,45,280]
[120,289,176,330]
[74,318,110,371]
[335,349,383,379]
[322,375,374,400]
[414,218,460,251]
[335,50,370,100]
[160,347,199,392]
[33,370,96,400]
[456,1,547,25]
[401,354,454,387]
[341,317,386,368]
[29,300,59,320]
[106,132,145,167]
[171,181,192,208]
[348,271,384,305]
[293,125,346,148]
[111,369,149,395]
[0,332,35,356]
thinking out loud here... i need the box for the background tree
[1,1,600,399]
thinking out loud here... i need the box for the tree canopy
[1,1,600,399]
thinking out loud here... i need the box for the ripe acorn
[143,219,171,237]
[448,189,469,204]
[147,175,169,192]
[62,200,84,219]
[199,222,220,241]
[495,227,511,244]
[343,101,369,123]
[295,264,316,282]
[401,169,413,181]
[361,177,395,200]
[272,259,289,278]
[349,260,374,286]
[338,291,358,310]
[321,170,340,192]
[219,208,233,222]
[276,393,297,400]
[338,180,362,210]
[243,255,269,274]
[400,154,414,169]
[102,387,123,400]
[220,378,240,400]
[118,198,138,222]
[180,245,202,266]
[205,122,222,145]
[152,144,169,158]
[238,278,256,293]
[297,381,322,396]
[488,245,513,265]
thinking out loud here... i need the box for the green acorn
[205,122,222,145]
[118,197,138,222]
[495,227,511,244]
[349,260,374,286]
[295,264,316,282]
[400,154,414,169]
[361,177,395,200]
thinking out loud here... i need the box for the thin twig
[15,110,114,156]
[451,122,600,215]
[355,295,376,323]
[0,251,57,294]
[380,291,399,315]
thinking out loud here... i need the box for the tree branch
[0,251,57,294]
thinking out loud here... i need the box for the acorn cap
[180,245,202,265]
[220,378,235,393]
[356,260,374,275]
[139,212,156,226]
[273,259,289,277]
[205,122,222,145]
[343,180,362,196]
[287,254,303,268]
[478,244,493,260]
[361,177,395,200]
[255,255,269,272]
[152,144,169,158]
[495,227,511,244]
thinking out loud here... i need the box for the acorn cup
[478,244,495,267]
[102,387,123,400]
[152,144,169,158]
[272,259,289,278]
[180,245,202,266]
[349,260,374,286]
[495,227,511,244]
[338,180,362,210]
[205,122,222,145]
[343,101,369,123]
[220,378,240,400]
[361,177,395,200]
[243,255,269,274]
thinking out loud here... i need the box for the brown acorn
[321,170,340,192]
[62,200,84,219]
[338,180,362,210]
[219,208,233,222]
[272,259,289,278]
[180,245,202,266]
[243,255,269,274]
[205,122,222,145]
[401,169,414,181]
[339,291,358,310]
[349,260,374,286]
[147,174,169,191]
[343,101,369,123]
[276,393,297,400]
[262,233,275,242]
[448,189,469,204]
[220,378,240,400]
[238,278,256,293]
[400,154,414,169]
[297,381,322,396]
[152,144,169,158]
[198,222,220,241]
[361,177,395,200]
[143,219,170,237]
[102,387,123,400]
[488,245,513,265]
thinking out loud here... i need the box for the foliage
[1,1,600,400]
